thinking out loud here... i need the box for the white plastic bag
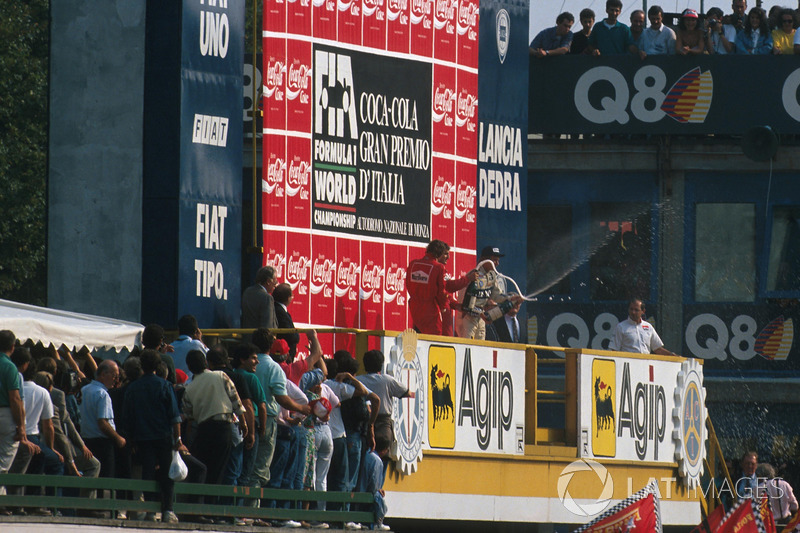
[169,450,188,481]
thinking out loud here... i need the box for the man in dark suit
[272,283,300,360]
[242,266,278,329]
[492,301,524,344]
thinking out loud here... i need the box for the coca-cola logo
[265,252,286,279]
[410,0,430,24]
[286,158,310,197]
[286,254,309,285]
[431,177,453,214]
[387,0,407,20]
[454,181,476,219]
[433,0,453,28]
[335,261,361,298]
[310,257,335,296]
[383,265,406,304]
[265,156,285,194]
[432,85,454,124]
[286,62,310,101]
[360,263,384,301]
[455,90,477,127]
[265,59,285,97]
[363,0,383,16]
[456,0,477,34]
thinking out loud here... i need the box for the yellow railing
[702,417,734,517]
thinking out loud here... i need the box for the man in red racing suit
[407,240,450,334]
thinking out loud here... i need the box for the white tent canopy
[0,299,143,352]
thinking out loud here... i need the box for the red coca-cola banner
[263,0,477,333]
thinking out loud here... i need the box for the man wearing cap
[407,240,450,335]
[457,246,524,340]
[271,331,324,386]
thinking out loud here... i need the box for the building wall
[48,1,146,321]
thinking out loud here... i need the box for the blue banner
[142,0,244,329]
[477,0,528,300]
[178,0,244,327]
[530,55,800,135]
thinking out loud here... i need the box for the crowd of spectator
[0,324,406,530]
[530,0,800,57]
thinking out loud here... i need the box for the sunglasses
[783,19,794,24]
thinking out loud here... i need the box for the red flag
[573,482,661,533]
[716,499,768,533]
[780,512,800,533]
[760,495,777,533]
[691,503,727,533]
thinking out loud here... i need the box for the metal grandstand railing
[0,473,373,525]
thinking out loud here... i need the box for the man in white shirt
[638,5,676,58]
[610,299,676,355]
[706,7,736,54]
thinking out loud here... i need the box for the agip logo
[428,345,456,449]
[592,359,616,458]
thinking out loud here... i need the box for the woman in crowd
[772,8,796,55]
[675,9,705,55]
[737,7,773,54]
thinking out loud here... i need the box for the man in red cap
[271,331,323,386]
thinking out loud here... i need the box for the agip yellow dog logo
[592,359,616,457]
[428,345,456,449]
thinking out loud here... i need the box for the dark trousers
[134,437,174,513]
[191,420,232,485]
[85,437,116,478]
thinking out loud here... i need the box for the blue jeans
[222,441,243,487]
[268,425,297,509]
[327,437,348,511]
[345,432,364,492]
[291,425,309,493]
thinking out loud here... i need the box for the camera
[708,18,717,27]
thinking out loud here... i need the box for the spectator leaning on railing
[570,8,595,54]
[586,0,639,56]
[638,5,676,58]
[705,7,737,54]
[529,12,574,57]
[773,8,796,55]
[736,7,773,54]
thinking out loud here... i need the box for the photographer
[725,0,747,32]
[706,7,736,54]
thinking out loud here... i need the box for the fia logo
[495,9,510,64]
[314,50,358,139]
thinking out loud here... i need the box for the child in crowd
[358,436,392,531]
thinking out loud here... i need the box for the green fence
[0,473,374,525]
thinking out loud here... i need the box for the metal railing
[0,473,373,525]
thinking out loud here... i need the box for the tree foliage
[0,0,48,305]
